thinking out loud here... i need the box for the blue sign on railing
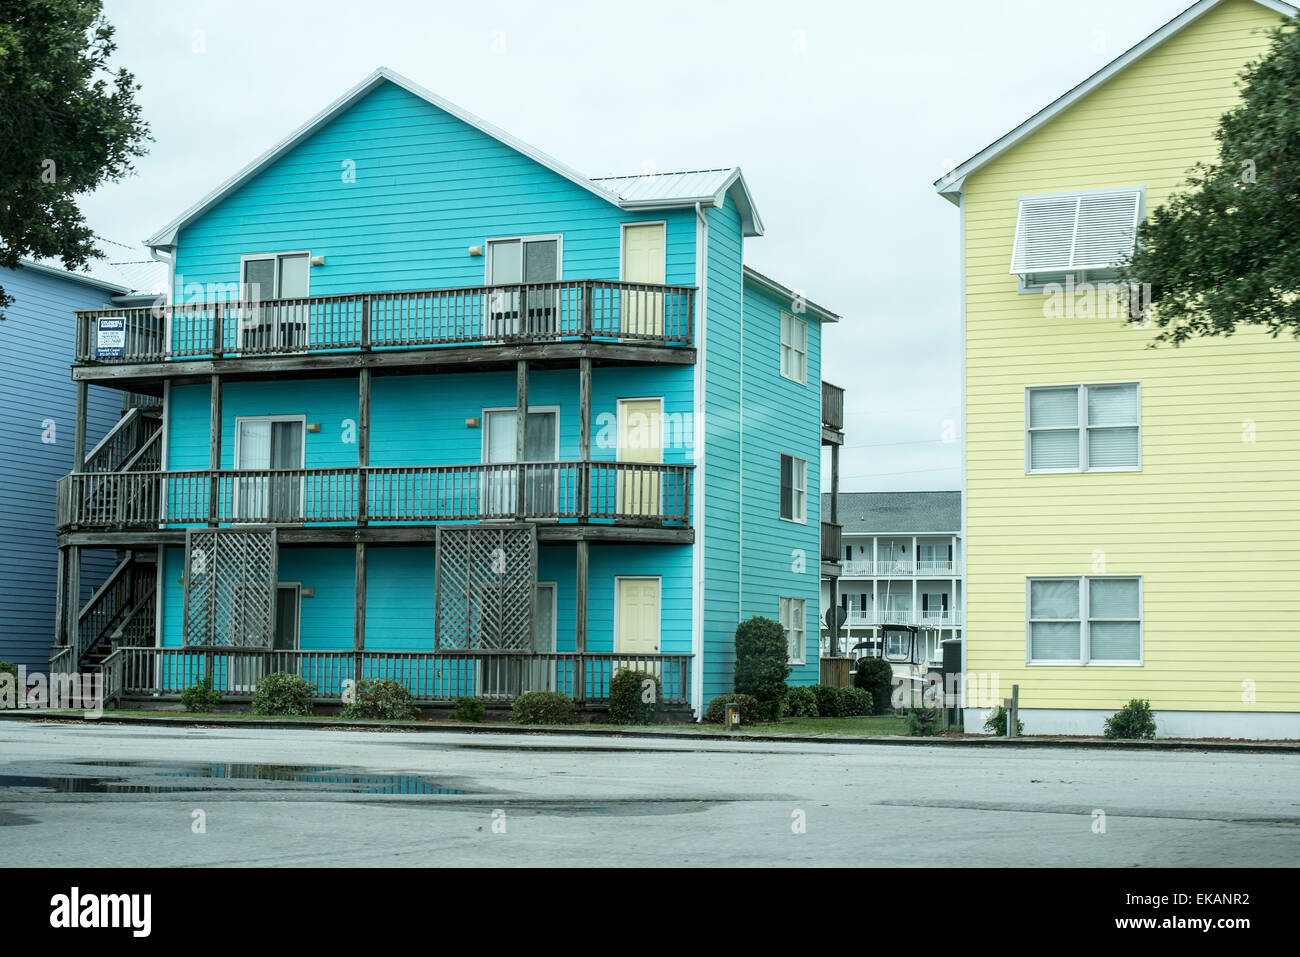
[95,316,126,358]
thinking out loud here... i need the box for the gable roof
[742,266,840,323]
[934,0,1297,202]
[146,67,763,249]
[822,491,961,535]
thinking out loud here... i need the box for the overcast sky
[83,0,1198,492]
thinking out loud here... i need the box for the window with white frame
[1027,383,1140,472]
[1010,188,1143,288]
[779,454,807,522]
[780,312,807,384]
[1028,576,1141,664]
[780,597,806,664]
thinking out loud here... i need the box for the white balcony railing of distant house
[838,559,964,577]
[840,608,964,628]
[56,461,693,530]
[73,280,695,365]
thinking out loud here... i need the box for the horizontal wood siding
[962,0,1300,713]
[740,279,824,685]
[0,267,122,669]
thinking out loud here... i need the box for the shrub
[811,684,847,718]
[511,691,577,725]
[703,693,762,725]
[733,616,791,718]
[251,672,316,717]
[842,687,873,717]
[180,673,222,713]
[0,660,20,710]
[982,705,1024,736]
[1104,699,1157,740]
[905,707,941,736]
[339,678,419,721]
[853,657,895,714]
[609,668,660,725]
[452,696,486,723]
[781,686,819,718]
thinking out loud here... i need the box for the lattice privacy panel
[435,525,537,651]
[182,528,278,648]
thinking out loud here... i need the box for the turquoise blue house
[53,68,844,716]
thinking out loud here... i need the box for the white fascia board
[933,0,1298,202]
[742,266,840,323]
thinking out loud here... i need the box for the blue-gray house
[2,243,164,673]
[53,68,846,716]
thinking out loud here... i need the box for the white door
[487,237,560,337]
[621,224,665,336]
[234,418,304,522]
[481,409,558,517]
[241,253,309,351]
[616,577,660,654]
[616,398,662,518]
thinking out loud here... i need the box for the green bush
[733,616,791,718]
[905,707,941,736]
[180,673,222,713]
[452,696,486,723]
[511,691,577,725]
[609,668,660,725]
[703,693,762,725]
[0,660,20,710]
[781,685,819,718]
[982,705,1024,736]
[339,678,419,721]
[811,684,847,718]
[1104,699,1157,740]
[853,657,896,714]
[842,687,873,717]
[251,672,316,717]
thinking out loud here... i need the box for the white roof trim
[742,265,840,323]
[934,0,1298,202]
[147,67,765,247]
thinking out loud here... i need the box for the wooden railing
[74,280,695,364]
[105,647,692,706]
[56,461,693,529]
[83,407,162,473]
[822,381,844,431]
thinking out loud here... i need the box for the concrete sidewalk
[3,709,1297,754]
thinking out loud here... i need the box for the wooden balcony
[821,520,842,564]
[74,280,694,376]
[821,380,844,445]
[56,461,693,532]
[94,646,693,709]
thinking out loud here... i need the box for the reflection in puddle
[0,763,466,795]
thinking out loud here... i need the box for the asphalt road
[1,721,1297,867]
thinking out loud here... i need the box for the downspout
[691,202,708,717]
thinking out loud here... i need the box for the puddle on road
[0,762,468,795]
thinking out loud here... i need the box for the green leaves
[1119,17,1300,345]
[0,0,150,314]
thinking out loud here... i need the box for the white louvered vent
[1010,188,1142,276]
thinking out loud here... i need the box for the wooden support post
[68,546,82,660]
[53,546,68,648]
[357,368,370,525]
[580,280,593,338]
[578,357,591,520]
[208,375,221,526]
[575,539,588,655]
[73,382,88,473]
[829,577,840,660]
[354,542,367,652]
[212,302,224,357]
[515,359,528,517]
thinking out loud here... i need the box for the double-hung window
[779,454,807,523]
[780,312,807,384]
[780,596,806,664]
[1028,576,1142,664]
[1027,383,1140,472]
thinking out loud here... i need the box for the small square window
[1027,383,1140,472]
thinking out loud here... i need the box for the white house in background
[819,491,963,679]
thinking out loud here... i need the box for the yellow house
[936,0,1300,737]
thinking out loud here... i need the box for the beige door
[617,398,662,517]
[621,223,665,336]
[616,577,661,654]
